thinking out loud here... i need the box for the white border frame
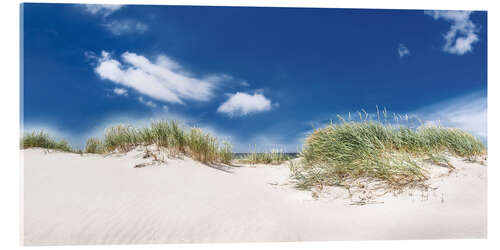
[2,0,498,249]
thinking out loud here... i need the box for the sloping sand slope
[22,148,487,245]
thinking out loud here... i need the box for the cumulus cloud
[425,10,479,55]
[93,51,219,104]
[217,92,273,116]
[84,4,123,17]
[112,88,128,96]
[103,20,149,36]
[398,43,410,58]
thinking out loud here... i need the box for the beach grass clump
[186,128,231,164]
[101,120,233,164]
[218,141,233,164]
[84,137,105,154]
[149,120,186,154]
[103,125,140,152]
[415,126,485,158]
[291,120,486,191]
[237,148,294,165]
[21,131,73,152]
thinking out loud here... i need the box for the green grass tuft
[102,120,233,164]
[103,125,140,152]
[290,120,486,191]
[21,120,234,165]
[21,131,73,152]
[85,137,105,154]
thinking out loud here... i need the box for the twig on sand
[349,200,384,206]
[134,163,148,168]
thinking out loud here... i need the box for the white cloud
[93,51,219,104]
[414,92,487,141]
[103,20,149,36]
[84,4,123,17]
[425,10,479,55]
[82,5,147,36]
[112,88,128,96]
[217,92,272,116]
[398,43,410,58]
[138,96,157,108]
[84,51,98,61]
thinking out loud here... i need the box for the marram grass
[100,120,233,164]
[21,131,73,152]
[20,115,486,186]
[85,137,105,154]
[290,120,486,191]
[21,120,233,164]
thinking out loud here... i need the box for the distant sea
[232,152,300,159]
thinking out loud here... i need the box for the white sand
[22,148,487,245]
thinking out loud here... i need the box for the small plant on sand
[290,110,486,192]
[21,131,73,152]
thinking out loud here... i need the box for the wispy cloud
[112,88,128,96]
[138,96,157,108]
[82,4,147,36]
[425,10,479,55]
[84,4,123,17]
[217,92,273,116]
[398,43,410,58]
[93,51,221,104]
[102,20,149,36]
[415,92,487,141]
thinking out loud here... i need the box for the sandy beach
[22,148,487,245]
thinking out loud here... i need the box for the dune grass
[21,131,73,152]
[22,120,233,164]
[100,120,233,164]
[84,137,105,154]
[186,128,233,164]
[236,147,294,165]
[102,125,140,153]
[290,118,486,191]
[20,111,486,180]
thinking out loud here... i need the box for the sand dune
[22,148,487,245]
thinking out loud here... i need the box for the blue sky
[21,4,487,152]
